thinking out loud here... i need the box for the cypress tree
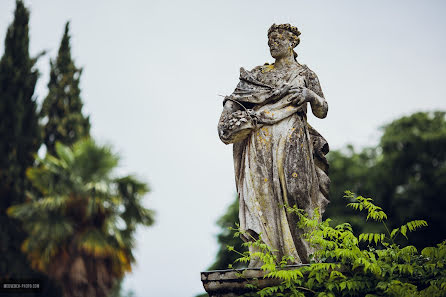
[41,22,90,155]
[0,3,62,295]
[0,0,41,278]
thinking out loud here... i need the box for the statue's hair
[268,23,301,60]
[268,23,301,48]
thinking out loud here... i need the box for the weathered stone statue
[218,24,330,266]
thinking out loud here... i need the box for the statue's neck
[274,55,296,70]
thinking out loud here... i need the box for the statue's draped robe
[218,63,330,263]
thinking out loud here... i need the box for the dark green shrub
[230,192,446,297]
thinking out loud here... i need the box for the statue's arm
[289,68,328,119]
[305,70,328,119]
[307,91,328,119]
[228,67,292,105]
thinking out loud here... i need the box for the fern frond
[345,192,388,222]
[404,220,428,232]
[390,228,399,239]
[359,233,386,245]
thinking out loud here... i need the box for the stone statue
[218,24,330,266]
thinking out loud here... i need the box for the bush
[230,191,446,297]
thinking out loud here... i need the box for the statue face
[268,30,292,59]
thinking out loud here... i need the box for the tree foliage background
[0,2,62,296]
[40,21,90,155]
[8,140,154,297]
[326,111,446,249]
[0,2,153,297]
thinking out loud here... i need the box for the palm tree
[8,139,154,297]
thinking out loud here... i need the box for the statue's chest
[258,68,306,88]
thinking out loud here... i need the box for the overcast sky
[1,1,445,296]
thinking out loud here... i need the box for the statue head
[267,23,301,60]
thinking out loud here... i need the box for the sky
[1,0,446,296]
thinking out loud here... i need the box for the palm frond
[72,139,118,182]
[55,141,74,166]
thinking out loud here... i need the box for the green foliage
[8,139,154,297]
[0,0,41,228]
[0,2,62,295]
[40,21,90,155]
[326,111,446,248]
[0,3,151,297]
[0,0,45,288]
[231,192,446,297]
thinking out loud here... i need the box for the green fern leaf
[401,225,408,239]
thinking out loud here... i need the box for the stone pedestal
[200,265,307,297]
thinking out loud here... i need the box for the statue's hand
[245,109,258,120]
[288,87,313,106]
[270,82,292,100]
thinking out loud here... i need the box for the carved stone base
[200,265,307,297]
